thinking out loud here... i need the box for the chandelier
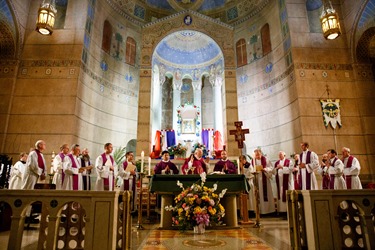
[35,0,57,35]
[320,0,341,40]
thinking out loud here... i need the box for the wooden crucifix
[229,121,250,149]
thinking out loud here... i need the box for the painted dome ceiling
[153,30,222,69]
[107,0,270,24]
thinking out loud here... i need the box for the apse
[151,30,224,156]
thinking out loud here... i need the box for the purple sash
[102,153,114,190]
[35,149,45,173]
[68,154,79,190]
[329,157,338,189]
[275,159,290,202]
[253,156,268,202]
[299,151,311,190]
[344,156,354,189]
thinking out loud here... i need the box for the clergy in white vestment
[118,151,137,211]
[62,144,84,190]
[342,147,362,189]
[52,144,69,190]
[240,155,255,212]
[325,149,346,190]
[272,151,295,212]
[22,140,47,190]
[9,152,28,189]
[298,142,319,190]
[95,143,115,191]
[251,148,275,214]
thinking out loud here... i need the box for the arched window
[236,39,247,67]
[126,37,136,66]
[261,23,272,56]
[101,20,112,54]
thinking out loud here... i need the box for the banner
[320,99,342,129]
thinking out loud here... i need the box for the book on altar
[255,165,263,172]
[125,163,136,172]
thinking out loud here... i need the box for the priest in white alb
[342,147,362,189]
[95,143,115,191]
[251,148,275,214]
[298,142,319,190]
[22,140,47,190]
[52,144,69,190]
[62,144,85,190]
[9,152,28,189]
[326,149,346,190]
[118,151,137,211]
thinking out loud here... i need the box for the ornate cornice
[104,0,144,26]
[232,0,270,26]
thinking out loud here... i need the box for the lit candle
[148,157,151,176]
[141,151,144,173]
[237,159,240,174]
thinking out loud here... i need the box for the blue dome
[154,30,222,68]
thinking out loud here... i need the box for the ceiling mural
[107,0,270,24]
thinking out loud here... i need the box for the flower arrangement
[165,173,227,231]
[168,143,187,156]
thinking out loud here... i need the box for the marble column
[211,76,224,134]
[173,80,182,132]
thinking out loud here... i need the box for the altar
[149,174,250,229]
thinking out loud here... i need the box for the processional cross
[229,121,249,149]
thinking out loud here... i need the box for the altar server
[9,152,28,189]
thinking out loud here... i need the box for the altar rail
[0,190,132,250]
[287,190,375,250]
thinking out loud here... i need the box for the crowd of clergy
[8,140,362,215]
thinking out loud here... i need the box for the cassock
[118,161,137,211]
[298,150,319,190]
[181,156,208,174]
[9,160,26,189]
[273,158,294,212]
[22,149,45,190]
[154,161,179,175]
[52,153,65,190]
[62,154,82,190]
[252,157,275,214]
[80,157,91,190]
[343,156,362,189]
[243,162,255,211]
[326,157,346,190]
[95,153,115,191]
[213,159,237,174]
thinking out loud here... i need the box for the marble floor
[0,217,290,250]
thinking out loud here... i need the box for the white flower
[219,188,227,199]
[213,183,217,191]
[200,172,206,184]
[177,180,184,189]
[165,205,174,211]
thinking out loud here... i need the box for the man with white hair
[342,147,362,189]
[251,148,275,214]
[22,140,46,189]
[52,144,69,190]
[181,148,209,174]
[273,151,295,212]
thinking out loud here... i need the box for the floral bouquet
[168,143,187,156]
[165,173,227,231]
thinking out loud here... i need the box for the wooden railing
[0,190,132,250]
[287,190,375,250]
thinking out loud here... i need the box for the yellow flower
[212,193,218,198]
[194,206,202,214]
[218,204,225,212]
[178,208,183,215]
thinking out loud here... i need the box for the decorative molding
[104,0,144,26]
[81,64,137,98]
[20,60,81,67]
[295,63,353,71]
[237,64,295,98]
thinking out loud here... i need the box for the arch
[261,23,272,56]
[236,38,247,67]
[125,36,136,66]
[0,15,16,59]
[101,20,112,54]
[126,139,137,153]
[356,27,375,63]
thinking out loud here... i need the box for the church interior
[1,0,375,249]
